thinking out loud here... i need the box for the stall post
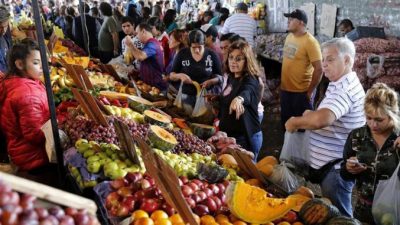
[31,0,65,186]
[79,0,90,56]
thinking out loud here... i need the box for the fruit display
[0,179,100,225]
[102,173,231,218]
[104,105,145,123]
[298,198,340,225]
[226,181,310,224]
[170,129,214,155]
[144,110,172,128]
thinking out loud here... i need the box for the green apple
[116,161,127,169]
[84,180,98,188]
[87,155,101,163]
[121,108,132,117]
[111,153,119,160]
[96,152,107,159]
[87,161,101,173]
[109,168,128,180]
[124,159,133,167]
[77,142,91,154]
[118,152,127,159]
[75,139,89,149]
[124,165,140,173]
[100,143,109,151]
[104,162,119,173]
[109,143,120,151]
[83,149,95,158]
[105,148,114,157]
[114,107,122,116]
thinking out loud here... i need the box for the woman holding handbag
[216,40,262,160]
[341,83,400,224]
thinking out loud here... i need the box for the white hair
[321,37,356,68]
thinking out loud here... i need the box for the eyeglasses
[228,56,245,62]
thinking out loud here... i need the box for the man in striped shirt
[285,38,365,217]
[220,2,257,47]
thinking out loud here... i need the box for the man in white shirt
[220,2,257,47]
[285,38,365,217]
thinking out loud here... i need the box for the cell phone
[347,159,359,164]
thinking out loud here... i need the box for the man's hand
[125,35,134,49]
[285,117,298,132]
[303,110,312,116]
[346,157,367,174]
[178,73,192,84]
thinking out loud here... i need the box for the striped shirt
[220,13,257,47]
[309,72,366,169]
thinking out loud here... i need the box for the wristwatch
[236,96,244,103]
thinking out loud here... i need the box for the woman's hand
[229,96,245,120]
[201,78,218,88]
[393,136,400,148]
[178,73,192,84]
[346,157,367,174]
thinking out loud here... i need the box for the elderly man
[0,5,11,75]
[285,38,366,217]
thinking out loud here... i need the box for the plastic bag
[191,88,215,125]
[372,163,400,225]
[367,55,385,78]
[280,131,310,176]
[173,80,184,109]
[269,161,300,194]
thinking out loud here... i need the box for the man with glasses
[0,6,11,76]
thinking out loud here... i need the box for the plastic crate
[346,26,385,41]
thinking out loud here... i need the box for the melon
[326,216,362,225]
[144,110,171,127]
[294,186,315,199]
[226,181,310,224]
[99,91,132,101]
[299,198,340,225]
[128,96,153,113]
[190,123,216,139]
[148,125,178,151]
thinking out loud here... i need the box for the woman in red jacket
[0,38,50,173]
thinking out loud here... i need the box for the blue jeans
[321,167,354,217]
[235,131,263,162]
[258,113,264,124]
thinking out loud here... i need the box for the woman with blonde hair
[217,40,262,160]
[341,82,400,224]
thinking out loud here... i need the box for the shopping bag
[191,88,215,125]
[280,131,310,175]
[173,80,184,109]
[372,163,400,225]
[269,161,300,194]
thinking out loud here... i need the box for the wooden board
[113,119,142,167]
[134,136,199,225]
[0,171,97,215]
[73,65,94,90]
[65,64,86,90]
[72,88,109,127]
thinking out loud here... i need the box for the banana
[51,74,60,82]
[64,77,74,87]
[58,76,66,88]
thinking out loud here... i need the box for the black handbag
[306,159,342,184]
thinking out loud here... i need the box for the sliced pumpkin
[144,110,171,127]
[190,123,216,139]
[226,182,310,224]
[148,125,177,151]
[128,96,153,113]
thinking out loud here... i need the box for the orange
[232,221,247,225]
[219,221,233,225]
[134,218,155,225]
[132,210,150,221]
[215,214,229,224]
[151,210,169,221]
[200,215,216,225]
[169,214,184,225]
[154,218,172,225]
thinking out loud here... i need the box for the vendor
[338,19,354,37]
[218,40,262,160]
[0,6,12,76]
[169,30,222,109]
[0,38,56,181]
[341,83,400,224]
[125,23,167,91]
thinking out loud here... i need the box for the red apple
[209,184,220,195]
[143,188,158,198]
[217,183,226,194]
[195,191,207,201]
[105,192,121,209]
[188,183,200,192]
[133,190,146,203]
[190,194,202,203]
[210,196,222,208]
[203,188,213,197]
[179,176,189,184]
[125,172,143,183]
[160,203,176,216]
[117,187,133,197]
[181,185,194,197]
[185,197,196,209]
[140,198,160,214]
[116,205,130,217]
[193,204,209,217]
[74,212,90,225]
[122,196,136,211]
[282,211,298,223]
[110,178,128,190]
[202,198,217,212]
[1,211,18,225]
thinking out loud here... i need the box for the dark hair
[339,19,354,29]
[229,34,245,42]
[142,6,151,18]
[121,16,135,26]
[82,3,90,14]
[220,8,230,16]
[219,14,229,25]
[148,17,165,33]
[188,30,205,46]
[6,38,40,77]
[220,33,236,42]
[138,23,153,33]
[91,7,99,16]
[215,3,221,12]
[170,29,188,50]
[113,7,123,21]
[139,1,145,7]
[152,4,162,18]
[225,40,260,77]
[163,9,176,28]
[203,10,213,18]
[66,6,75,16]
[99,2,112,17]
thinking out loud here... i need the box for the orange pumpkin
[245,179,263,188]
[218,154,238,169]
[256,156,278,177]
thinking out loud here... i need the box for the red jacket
[0,77,50,170]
